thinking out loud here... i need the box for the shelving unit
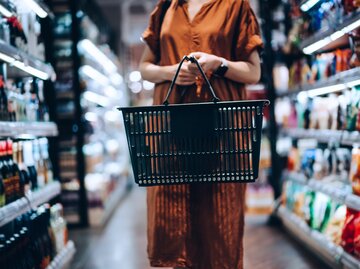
[47,0,130,227]
[286,172,360,209]
[300,11,360,54]
[281,128,360,146]
[0,39,56,81]
[0,181,61,227]
[277,67,360,98]
[0,121,58,137]
[276,206,353,269]
[46,240,76,269]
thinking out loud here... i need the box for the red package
[341,208,360,254]
[355,218,360,257]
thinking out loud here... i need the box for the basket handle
[163,55,220,105]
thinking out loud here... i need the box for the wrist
[161,65,177,81]
[214,57,229,77]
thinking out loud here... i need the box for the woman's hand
[188,52,222,74]
[173,61,197,86]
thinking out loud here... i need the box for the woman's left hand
[188,52,222,74]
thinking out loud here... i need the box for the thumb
[189,52,202,59]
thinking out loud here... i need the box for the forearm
[139,62,175,83]
[224,60,261,84]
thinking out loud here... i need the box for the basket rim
[117,99,270,112]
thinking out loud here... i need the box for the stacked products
[287,141,351,181]
[0,77,49,122]
[0,138,53,206]
[0,0,45,60]
[276,86,360,131]
[288,49,352,89]
[0,203,68,269]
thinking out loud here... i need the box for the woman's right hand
[166,62,197,86]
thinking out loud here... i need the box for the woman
[139,0,263,268]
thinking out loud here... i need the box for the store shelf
[278,67,360,98]
[0,181,61,227]
[282,128,360,146]
[277,206,344,269]
[0,121,58,137]
[287,172,359,210]
[46,240,76,269]
[89,176,130,227]
[0,40,56,80]
[300,11,360,54]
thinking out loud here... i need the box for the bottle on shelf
[0,140,14,203]
[6,140,22,200]
[23,141,37,191]
[33,139,45,188]
[40,138,53,184]
[0,76,10,122]
[16,141,30,194]
[0,173,4,207]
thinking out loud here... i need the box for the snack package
[325,205,347,245]
[341,208,360,254]
[309,192,332,231]
[350,145,360,195]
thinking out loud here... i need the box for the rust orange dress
[142,1,263,268]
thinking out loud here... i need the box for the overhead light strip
[80,65,109,86]
[0,4,13,17]
[83,91,110,107]
[0,51,49,80]
[24,0,48,18]
[300,78,360,98]
[303,18,360,54]
[300,0,320,12]
[78,39,117,74]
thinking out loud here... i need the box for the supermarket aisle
[70,187,325,269]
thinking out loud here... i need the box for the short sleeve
[235,1,263,61]
[142,0,166,61]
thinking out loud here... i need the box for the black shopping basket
[119,56,269,186]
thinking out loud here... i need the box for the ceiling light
[0,52,16,63]
[143,80,154,91]
[78,39,117,74]
[129,71,141,82]
[110,73,123,85]
[83,91,110,107]
[24,0,48,18]
[307,83,346,97]
[84,112,98,122]
[300,0,320,12]
[12,60,49,80]
[0,4,13,17]
[80,65,109,86]
[129,81,142,93]
[104,86,118,98]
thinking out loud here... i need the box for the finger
[189,52,202,59]
[176,80,196,86]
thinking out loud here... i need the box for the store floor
[70,187,326,269]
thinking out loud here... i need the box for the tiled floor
[69,187,326,269]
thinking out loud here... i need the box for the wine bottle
[33,139,45,188]
[12,142,25,198]
[0,140,14,203]
[6,140,21,200]
[17,142,30,194]
[23,141,37,191]
[0,172,5,207]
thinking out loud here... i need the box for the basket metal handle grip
[163,55,220,106]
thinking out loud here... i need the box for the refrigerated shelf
[46,241,76,269]
[0,181,61,227]
[0,121,58,137]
